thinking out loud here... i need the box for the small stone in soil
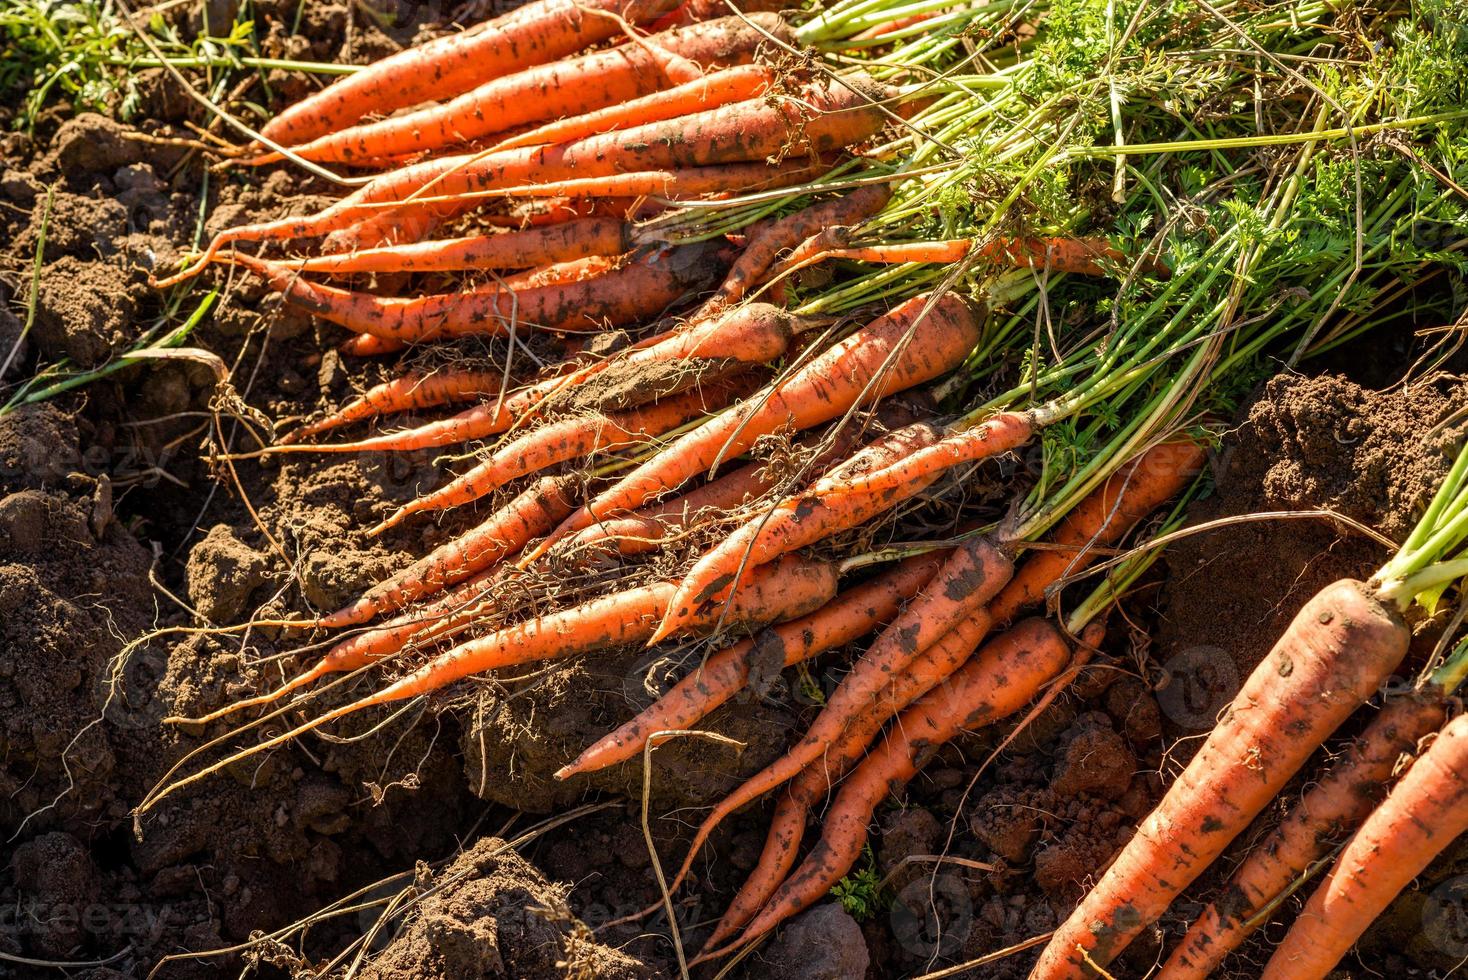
[763,902,871,980]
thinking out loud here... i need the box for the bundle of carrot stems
[143,0,1468,973]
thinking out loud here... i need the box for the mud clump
[186,523,277,622]
[42,113,143,174]
[759,903,871,980]
[1050,712,1136,800]
[357,837,648,980]
[33,255,146,367]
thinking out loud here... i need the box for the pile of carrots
[139,0,1468,974]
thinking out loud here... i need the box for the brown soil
[2,4,1467,979]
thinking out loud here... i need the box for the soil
[2,4,1467,979]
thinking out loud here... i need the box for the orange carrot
[650,0,788,30]
[699,182,893,315]
[1032,581,1412,978]
[368,378,751,535]
[1160,689,1450,979]
[289,302,795,457]
[263,220,629,278]
[255,14,784,166]
[165,551,834,736]
[321,475,575,627]
[766,234,1134,283]
[709,617,1073,956]
[661,438,1207,903]
[533,292,982,557]
[167,566,505,726]
[257,0,682,148]
[467,158,826,203]
[161,78,891,285]
[514,196,652,227]
[810,411,1041,500]
[282,368,509,443]
[224,243,726,344]
[277,374,570,455]
[511,153,830,229]
[491,64,775,152]
[317,200,467,256]
[339,333,407,357]
[557,552,947,777]
[1260,712,1468,980]
[499,255,621,289]
[368,554,838,692]
[318,152,827,254]
[655,480,1013,648]
[551,414,867,561]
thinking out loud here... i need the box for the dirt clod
[761,902,871,980]
[43,113,143,174]
[357,837,648,980]
[186,523,275,622]
[1051,713,1136,801]
[33,255,144,367]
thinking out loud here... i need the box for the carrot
[655,481,1013,649]
[661,438,1207,904]
[317,201,468,256]
[368,378,751,536]
[255,13,786,166]
[591,6,706,85]
[166,566,504,726]
[161,78,891,285]
[282,368,508,443]
[461,158,827,203]
[765,234,1135,283]
[557,552,947,777]
[809,411,1041,501]
[322,154,836,258]
[223,243,727,344]
[531,292,982,557]
[1160,689,1450,979]
[510,153,831,229]
[711,780,813,945]
[514,196,651,227]
[651,0,788,30]
[321,475,576,628]
[1032,582,1412,978]
[339,333,406,357]
[1259,712,1468,980]
[655,398,1110,641]
[706,618,1075,957]
[490,64,776,152]
[373,554,838,696]
[699,182,893,315]
[277,374,569,454]
[551,413,871,561]
[261,220,629,278]
[288,302,796,457]
[257,0,682,148]
[176,557,830,810]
